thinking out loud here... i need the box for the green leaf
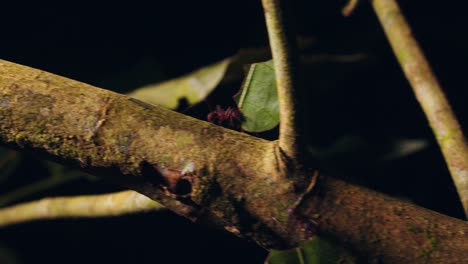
[267,248,305,264]
[128,58,232,109]
[234,60,279,132]
[265,237,355,264]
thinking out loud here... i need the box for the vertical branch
[261,0,303,162]
[372,0,468,216]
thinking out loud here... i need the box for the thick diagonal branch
[0,59,313,249]
[0,60,468,262]
[302,176,468,263]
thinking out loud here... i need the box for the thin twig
[0,173,82,207]
[372,0,468,217]
[261,0,303,162]
[342,0,360,17]
[0,191,164,227]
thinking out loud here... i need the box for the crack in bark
[85,96,114,142]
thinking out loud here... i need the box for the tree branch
[261,0,304,163]
[342,0,360,17]
[0,191,163,227]
[302,175,468,263]
[372,0,468,217]
[0,59,313,249]
[1,59,468,262]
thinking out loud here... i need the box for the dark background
[0,1,467,263]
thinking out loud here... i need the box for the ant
[207,105,244,131]
[176,98,243,131]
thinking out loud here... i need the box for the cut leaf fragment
[234,60,279,132]
[128,58,232,109]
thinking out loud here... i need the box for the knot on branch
[139,160,194,198]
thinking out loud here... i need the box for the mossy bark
[302,176,468,263]
[1,59,468,262]
[0,59,313,249]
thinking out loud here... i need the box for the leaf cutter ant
[207,105,244,131]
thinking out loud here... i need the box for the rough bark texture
[302,176,468,263]
[1,59,468,262]
[0,59,314,249]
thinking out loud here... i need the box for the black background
[0,1,468,263]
